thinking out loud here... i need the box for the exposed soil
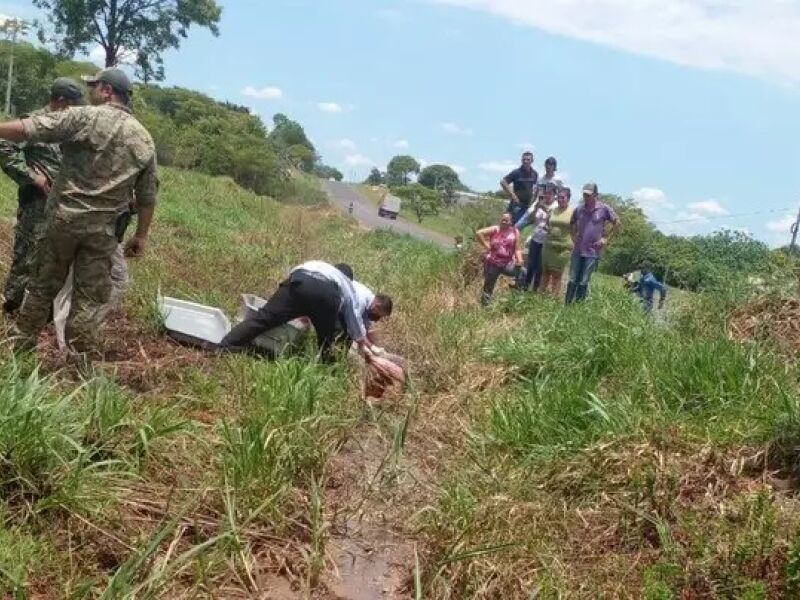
[729,295,800,355]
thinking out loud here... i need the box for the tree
[386,155,420,186]
[0,40,95,116]
[267,113,318,173]
[418,164,465,208]
[364,167,385,185]
[33,0,222,81]
[393,183,442,223]
[418,164,462,190]
[313,164,343,181]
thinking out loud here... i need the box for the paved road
[322,180,454,248]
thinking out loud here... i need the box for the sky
[4,0,800,245]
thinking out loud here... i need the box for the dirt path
[322,417,419,600]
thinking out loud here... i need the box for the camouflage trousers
[3,187,47,311]
[16,209,119,353]
[53,244,129,351]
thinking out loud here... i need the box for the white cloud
[345,154,375,167]
[688,199,728,216]
[517,142,536,151]
[393,139,410,149]
[241,86,283,100]
[767,214,796,233]
[632,187,675,210]
[429,0,800,85]
[441,122,473,136]
[333,138,357,151]
[674,211,708,223]
[479,161,516,174]
[318,102,343,113]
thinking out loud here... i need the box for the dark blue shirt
[503,166,539,208]
[635,271,667,312]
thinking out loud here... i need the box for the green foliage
[134,86,289,198]
[459,197,506,235]
[393,183,442,223]
[313,163,343,181]
[602,194,775,291]
[219,359,350,523]
[365,166,385,185]
[33,0,222,81]
[482,279,800,459]
[386,154,420,186]
[0,40,95,116]
[267,113,318,173]
[0,361,188,518]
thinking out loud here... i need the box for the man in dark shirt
[500,151,539,222]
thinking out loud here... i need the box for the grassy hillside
[0,169,797,598]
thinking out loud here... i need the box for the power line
[651,206,793,225]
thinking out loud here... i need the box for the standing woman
[515,182,556,291]
[540,187,574,296]
[476,212,522,306]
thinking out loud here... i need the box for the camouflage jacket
[21,103,157,217]
[0,108,61,192]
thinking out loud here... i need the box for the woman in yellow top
[541,187,574,296]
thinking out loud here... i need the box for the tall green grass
[219,358,352,526]
[480,279,800,464]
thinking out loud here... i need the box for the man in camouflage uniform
[0,78,85,315]
[0,67,157,354]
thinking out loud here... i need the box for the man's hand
[125,235,146,257]
[31,171,50,196]
[357,339,375,362]
[595,237,608,250]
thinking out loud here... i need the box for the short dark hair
[522,151,534,159]
[545,156,557,167]
[374,294,393,317]
[334,263,354,280]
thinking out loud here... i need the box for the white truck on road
[378,193,401,220]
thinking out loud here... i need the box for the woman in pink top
[476,212,523,306]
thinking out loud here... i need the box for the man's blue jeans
[565,254,598,305]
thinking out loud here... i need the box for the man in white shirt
[220,261,393,361]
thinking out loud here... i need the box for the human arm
[597,208,622,251]
[569,209,579,244]
[476,226,495,251]
[0,121,28,143]
[0,140,35,188]
[500,171,519,203]
[514,202,539,229]
[340,289,370,354]
[125,158,158,257]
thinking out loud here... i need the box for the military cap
[50,77,85,104]
[83,67,133,95]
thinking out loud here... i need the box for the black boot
[575,284,589,302]
[565,282,577,305]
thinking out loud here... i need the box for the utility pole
[2,19,26,116]
[790,203,800,256]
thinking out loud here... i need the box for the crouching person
[219,260,392,363]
